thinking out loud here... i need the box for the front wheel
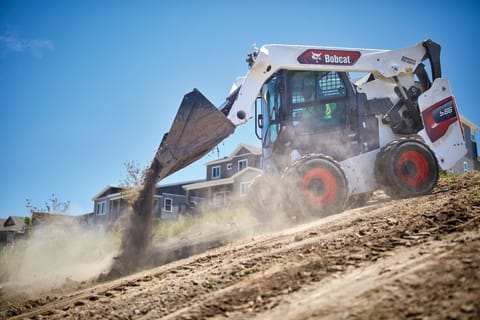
[246,174,287,225]
[284,155,348,218]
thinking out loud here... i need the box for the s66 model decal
[422,96,462,143]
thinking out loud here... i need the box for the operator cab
[257,70,365,173]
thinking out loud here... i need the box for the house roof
[93,180,207,202]
[32,211,96,225]
[92,185,125,201]
[155,180,205,196]
[183,177,234,190]
[461,115,479,131]
[32,211,75,220]
[183,167,263,191]
[205,143,261,166]
[0,216,26,233]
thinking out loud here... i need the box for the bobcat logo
[311,52,322,63]
[298,49,360,65]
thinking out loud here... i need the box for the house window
[238,159,248,171]
[96,202,106,215]
[164,198,173,212]
[212,166,221,179]
[213,191,231,207]
[227,163,233,170]
[240,182,251,197]
[463,161,469,173]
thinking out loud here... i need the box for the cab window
[289,71,347,130]
[261,75,282,147]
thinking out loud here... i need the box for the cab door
[287,70,358,160]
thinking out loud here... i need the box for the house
[183,167,263,207]
[204,144,262,181]
[183,144,263,207]
[450,116,479,174]
[92,180,204,224]
[91,185,128,225]
[91,143,263,224]
[0,216,26,246]
[153,182,204,220]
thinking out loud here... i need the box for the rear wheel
[284,155,348,218]
[377,140,439,198]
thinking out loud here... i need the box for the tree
[119,160,149,205]
[25,193,71,214]
[24,216,36,235]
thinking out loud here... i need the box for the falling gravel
[108,157,162,278]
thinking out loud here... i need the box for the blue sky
[1,0,479,218]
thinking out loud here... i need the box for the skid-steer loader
[152,39,466,218]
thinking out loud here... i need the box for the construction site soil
[1,172,479,319]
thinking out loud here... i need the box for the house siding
[207,164,224,180]
[449,122,480,173]
[158,193,185,220]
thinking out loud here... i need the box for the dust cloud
[0,220,118,297]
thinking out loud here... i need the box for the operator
[300,80,335,126]
[301,79,316,102]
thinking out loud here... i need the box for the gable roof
[0,216,26,233]
[205,143,262,166]
[92,185,125,201]
[183,167,263,191]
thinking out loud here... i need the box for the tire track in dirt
[254,231,480,320]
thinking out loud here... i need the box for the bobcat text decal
[298,49,361,66]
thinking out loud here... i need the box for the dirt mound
[2,172,479,319]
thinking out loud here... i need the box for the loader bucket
[154,89,236,180]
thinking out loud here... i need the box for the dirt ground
[1,172,479,319]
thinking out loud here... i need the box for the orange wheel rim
[397,150,429,186]
[302,168,337,206]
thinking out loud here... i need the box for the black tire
[246,174,287,224]
[284,155,348,218]
[378,140,439,198]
